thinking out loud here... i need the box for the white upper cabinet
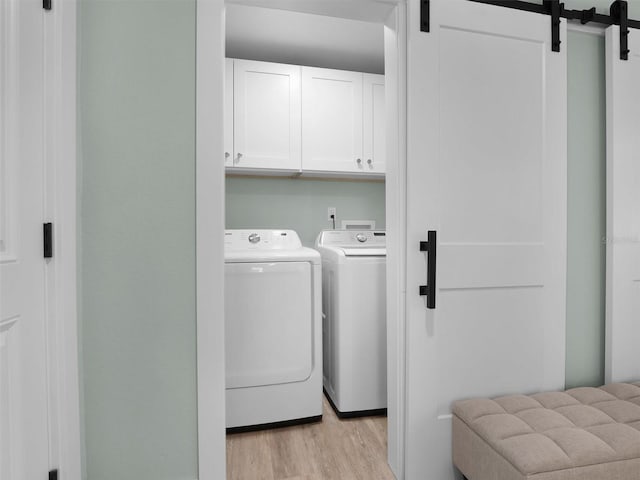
[363,73,386,174]
[302,67,364,173]
[224,58,234,167]
[233,59,302,171]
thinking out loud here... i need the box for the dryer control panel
[317,230,386,247]
[225,230,303,251]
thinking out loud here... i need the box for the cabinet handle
[367,159,372,165]
[225,152,230,159]
[237,153,243,164]
[356,158,362,164]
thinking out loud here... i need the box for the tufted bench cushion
[452,383,640,480]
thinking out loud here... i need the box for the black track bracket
[43,0,51,10]
[611,0,630,60]
[544,0,563,52]
[421,0,430,32]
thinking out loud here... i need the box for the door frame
[195,0,409,478]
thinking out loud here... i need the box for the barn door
[605,25,640,383]
[405,0,567,478]
[0,0,51,478]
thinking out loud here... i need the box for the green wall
[226,177,386,246]
[566,31,607,388]
[78,0,198,479]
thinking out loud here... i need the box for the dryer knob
[248,233,261,244]
[356,233,367,243]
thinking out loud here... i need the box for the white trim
[43,0,82,478]
[197,1,408,479]
[383,3,407,479]
[196,1,227,479]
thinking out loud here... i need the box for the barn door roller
[422,0,637,59]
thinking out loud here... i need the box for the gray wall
[226,177,385,246]
[78,0,198,479]
[566,31,607,388]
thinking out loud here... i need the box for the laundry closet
[223,4,392,479]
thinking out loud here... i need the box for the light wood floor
[226,395,396,480]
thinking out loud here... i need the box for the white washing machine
[224,229,322,431]
[315,230,387,417]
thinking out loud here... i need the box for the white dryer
[315,230,387,417]
[224,229,322,431]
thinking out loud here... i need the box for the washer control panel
[225,230,302,250]
[317,230,386,247]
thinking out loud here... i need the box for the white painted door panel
[0,0,50,478]
[233,59,301,171]
[224,58,233,166]
[405,1,567,478]
[302,67,363,173]
[605,26,640,383]
[363,73,386,174]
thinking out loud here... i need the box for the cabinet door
[233,60,301,171]
[363,74,386,173]
[224,58,233,166]
[302,67,363,173]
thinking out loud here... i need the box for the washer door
[225,261,313,389]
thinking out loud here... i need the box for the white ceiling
[226,4,385,74]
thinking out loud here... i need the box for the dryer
[315,230,387,417]
[224,229,322,430]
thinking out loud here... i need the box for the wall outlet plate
[327,207,336,221]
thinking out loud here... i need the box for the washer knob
[248,233,261,244]
[356,233,367,243]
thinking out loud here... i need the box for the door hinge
[43,0,51,10]
[421,0,430,32]
[611,0,630,60]
[49,470,58,480]
[43,223,53,258]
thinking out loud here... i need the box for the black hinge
[421,0,430,32]
[611,0,630,60]
[43,0,51,10]
[43,223,53,258]
[49,470,58,480]
[543,0,562,52]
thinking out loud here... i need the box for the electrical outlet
[327,207,336,221]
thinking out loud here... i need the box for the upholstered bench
[452,383,640,480]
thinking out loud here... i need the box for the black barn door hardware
[611,0,630,60]
[544,0,562,52]
[419,230,437,310]
[425,0,639,59]
[43,0,51,10]
[421,0,430,32]
[49,470,58,480]
[43,223,53,258]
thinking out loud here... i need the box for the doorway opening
[210,1,407,478]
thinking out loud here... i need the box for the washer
[224,229,322,431]
[315,230,387,417]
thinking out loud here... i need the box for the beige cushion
[452,383,640,480]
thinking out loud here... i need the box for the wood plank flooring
[226,395,396,480]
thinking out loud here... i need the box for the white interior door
[405,1,567,478]
[0,0,50,478]
[605,26,640,383]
